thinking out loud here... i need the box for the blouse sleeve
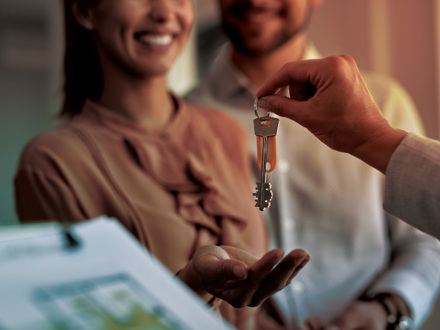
[14,168,86,223]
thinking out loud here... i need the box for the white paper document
[0,216,233,330]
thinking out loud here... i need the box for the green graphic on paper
[32,273,187,330]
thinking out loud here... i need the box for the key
[253,116,279,210]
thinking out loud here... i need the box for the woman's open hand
[178,245,310,308]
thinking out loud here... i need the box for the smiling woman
[12,0,310,328]
[60,0,194,117]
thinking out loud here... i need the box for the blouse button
[278,159,290,173]
[291,281,304,293]
[283,219,296,231]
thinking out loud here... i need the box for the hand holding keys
[253,98,279,211]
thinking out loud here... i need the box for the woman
[14,0,309,328]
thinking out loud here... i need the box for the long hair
[61,0,102,117]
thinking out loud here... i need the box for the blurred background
[1,0,439,327]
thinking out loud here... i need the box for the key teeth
[253,183,273,210]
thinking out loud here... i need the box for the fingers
[194,246,311,309]
[285,251,311,284]
[258,95,309,120]
[256,60,318,97]
[271,249,309,282]
[249,249,310,306]
[248,249,285,283]
[301,318,323,330]
[256,55,357,99]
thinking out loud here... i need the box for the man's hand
[178,245,310,307]
[256,55,407,174]
[301,301,387,330]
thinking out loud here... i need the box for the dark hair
[61,0,102,117]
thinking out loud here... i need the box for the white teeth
[139,34,173,46]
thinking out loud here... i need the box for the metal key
[253,116,279,210]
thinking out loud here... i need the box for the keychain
[253,98,279,210]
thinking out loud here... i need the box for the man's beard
[220,6,314,57]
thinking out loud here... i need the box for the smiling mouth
[244,10,277,24]
[135,33,174,46]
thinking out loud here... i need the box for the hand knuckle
[272,283,284,292]
[283,61,294,71]
[324,55,350,77]
[230,299,245,308]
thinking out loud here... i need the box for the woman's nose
[149,0,174,23]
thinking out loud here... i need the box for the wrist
[352,126,407,174]
[361,293,413,330]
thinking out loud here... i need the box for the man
[256,55,440,241]
[186,0,440,329]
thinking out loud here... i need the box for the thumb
[258,95,310,122]
[194,254,248,282]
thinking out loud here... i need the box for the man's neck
[231,34,306,90]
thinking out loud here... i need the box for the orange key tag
[257,135,277,172]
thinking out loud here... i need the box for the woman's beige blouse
[14,97,270,329]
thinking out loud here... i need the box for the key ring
[254,97,261,119]
[254,97,271,119]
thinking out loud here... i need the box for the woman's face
[85,0,194,78]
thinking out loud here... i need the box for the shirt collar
[302,42,322,60]
[77,94,190,141]
[210,44,250,101]
[210,41,322,101]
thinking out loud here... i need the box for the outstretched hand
[301,300,387,330]
[178,245,310,308]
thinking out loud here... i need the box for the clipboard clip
[61,225,81,249]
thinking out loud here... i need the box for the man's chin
[231,37,286,57]
[233,45,270,57]
[222,25,292,57]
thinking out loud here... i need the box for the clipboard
[0,216,233,330]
